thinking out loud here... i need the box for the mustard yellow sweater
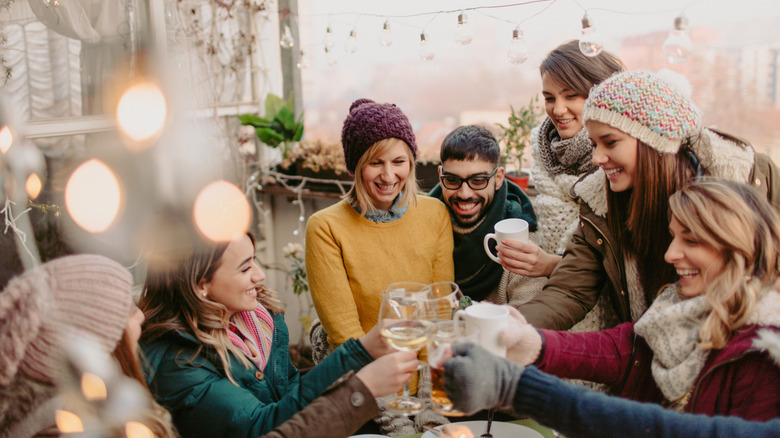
[305,195,454,348]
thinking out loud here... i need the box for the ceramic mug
[483,218,529,263]
[454,302,509,357]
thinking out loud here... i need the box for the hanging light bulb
[507,26,529,64]
[454,11,473,45]
[419,32,436,61]
[280,24,295,49]
[663,14,693,64]
[578,12,603,57]
[344,29,358,54]
[296,50,309,70]
[325,47,338,66]
[323,25,335,50]
[43,0,60,7]
[378,19,393,47]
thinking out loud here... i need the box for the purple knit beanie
[0,254,134,385]
[341,98,418,175]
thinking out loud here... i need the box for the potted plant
[495,95,543,190]
[238,92,304,160]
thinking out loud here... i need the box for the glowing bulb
[579,12,603,57]
[0,126,12,153]
[55,410,83,433]
[507,26,529,64]
[65,159,121,233]
[116,80,167,147]
[663,14,693,64]
[280,24,295,49]
[378,19,393,47]
[193,180,251,242]
[344,29,358,54]
[44,0,60,7]
[325,47,338,66]
[296,50,309,70]
[419,32,436,61]
[126,421,154,438]
[454,12,473,45]
[323,25,335,50]
[81,372,108,401]
[25,173,42,199]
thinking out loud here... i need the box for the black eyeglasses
[439,167,499,190]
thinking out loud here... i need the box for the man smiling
[429,125,538,302]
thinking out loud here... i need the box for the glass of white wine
[424,281,468,321]
[378,282,433,415]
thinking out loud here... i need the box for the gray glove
[443,343,525,415]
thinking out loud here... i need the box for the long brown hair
[540,40,624,97]
[669,179,780,349]
[139,233,282,385]
[607,141,697,301]
[113,332,177,438]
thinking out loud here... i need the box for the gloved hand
[443,343,525,415]
[499,306,542,365]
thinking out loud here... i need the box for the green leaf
[276,106,297,132]
[264,93,286,118]
[255,127,284,146]
[237,114,270,127]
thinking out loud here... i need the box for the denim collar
[351,195,408,223]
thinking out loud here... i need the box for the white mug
[483,218,529,263]
[454,302,509,357]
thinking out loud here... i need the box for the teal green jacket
[141,312,373,438]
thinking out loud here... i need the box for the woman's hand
[497,239,561,278]
[356,350,418,397]
[499,306,542,365]
[359,319,396,359]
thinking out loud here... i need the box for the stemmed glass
[378,282,433,415]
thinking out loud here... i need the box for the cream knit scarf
[536,117,596,176]
[633,285,710,402]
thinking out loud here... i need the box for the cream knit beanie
[0,254,133,385]
[583,69,701,154]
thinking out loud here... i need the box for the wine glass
[424,281,468,321]
[378,282,433,415]
[428,319,479,416]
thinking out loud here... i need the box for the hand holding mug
[499,306,542,366]
[484,219,529,263]
[454,302,509,357]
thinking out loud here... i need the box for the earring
[201,292,207,298]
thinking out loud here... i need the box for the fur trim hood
[571,128,756,217]
[753,329,780,367]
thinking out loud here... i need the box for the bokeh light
[0,126,12,154]
[55,410,84,433]
[65,159,121,233]
[81,371,108,401]
[126,421,154,438]
[116,80,167,146]
[25,173,42,199]
[193,180,251,242]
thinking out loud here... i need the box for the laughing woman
[305,99,454,351]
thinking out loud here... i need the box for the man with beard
[429,125,543,304]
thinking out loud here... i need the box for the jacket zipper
[579,215,629,318]
[689,350,753,411]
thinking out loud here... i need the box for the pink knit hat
[0,254,134,385]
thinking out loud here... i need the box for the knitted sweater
[305,195,454,348]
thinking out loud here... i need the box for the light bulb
[323,25,335,50]
[0,125,13,153]
[193,180,251,242]
[325,47,338,66]
[507,26,529,64]
[344,29,358,54]
[454,12,473,45]
[419,32,435,61]
[65,159,121,233]
[579,12,603,57]
[378,19,393,47]
[280,24,295,49]
[663,14,693,64]
[296,51,309,70]
[44,0,60,7]
[116,80,167,148]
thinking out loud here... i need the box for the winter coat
[521,129,780,330]
[141,311,373,438]
[537,323,780,420]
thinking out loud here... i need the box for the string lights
[418,31,436,61]
[578,12,604,57]
[663,13,693,64]
[454,11,473,46]
[344,28,358,54]
[507,26,530,64]
[379,19,393,47]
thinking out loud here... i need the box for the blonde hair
[668,179,780,349]
[140,233,282,385]
[346,138,419,216]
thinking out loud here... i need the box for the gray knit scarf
[634,286,710,402]
[537,117,596,176]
